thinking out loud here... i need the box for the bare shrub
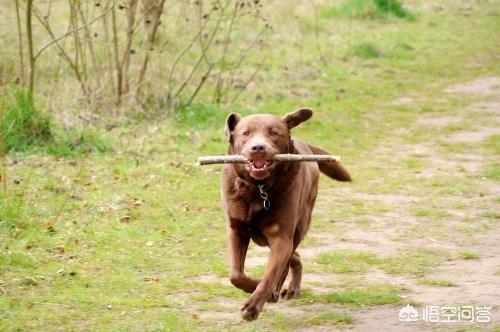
[11,0,270,118]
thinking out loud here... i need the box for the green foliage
[373,0,412,18]
[1,89,52,154]
[321,0,414,20]
[0,87,108,157]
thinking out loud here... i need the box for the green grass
[315,248,446,277]
[376,249,445,277]
[323,284,403,306]
[458,251,480,260]
[255,307,355,330]
[351,42,383,59]
[303,309,354,326]
[481,211,499,220]
[418,278,457,287]
[315,250,378,273]
[1,0,499,330]
[0,191,26,231]
[483,162,500,180]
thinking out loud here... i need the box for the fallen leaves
[56,245,65,254]
[143,277,160,282]
[120,215,131,223]
[43,219,54,231]
[118,198,144,222]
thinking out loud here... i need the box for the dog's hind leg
[281,251,302,299]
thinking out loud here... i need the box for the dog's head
[225,108,313,180]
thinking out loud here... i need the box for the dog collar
[257,184,271,211]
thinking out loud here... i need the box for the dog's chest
[248,212,274,247]
[228,197,275,247]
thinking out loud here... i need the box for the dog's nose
[251,144,265,151]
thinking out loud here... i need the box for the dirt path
[298,76,500,331]
[197,77,500,331]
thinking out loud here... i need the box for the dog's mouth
[248,159,274,172]
[245,159,276,179]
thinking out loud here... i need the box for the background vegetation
[1,0,499,330]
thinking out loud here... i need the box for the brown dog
[221,108,351,321]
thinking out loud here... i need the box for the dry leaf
[146,241,154,247]
[44,220,54,230]
[143,277,160,282]
[120,215,131,222]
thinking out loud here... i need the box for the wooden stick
[197,154,340,165]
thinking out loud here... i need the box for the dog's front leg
[241,234,293,321]
[228,228,260,293]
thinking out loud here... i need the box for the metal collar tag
[257,185,271,211]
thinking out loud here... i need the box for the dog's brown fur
[221,108,351,321]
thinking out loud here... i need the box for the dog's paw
[241,306,259,321]
[267,291,280,303]
[241,297,263,321]
[281,288,301,299]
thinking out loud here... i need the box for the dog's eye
[242,131,250,136]
[270,130,279,136]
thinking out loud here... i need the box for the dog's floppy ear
[282,108,313,129]
[224,113,241,138]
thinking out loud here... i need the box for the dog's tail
[308,144,352,182]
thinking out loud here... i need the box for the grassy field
[1,0,500,330]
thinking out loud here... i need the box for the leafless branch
[33,0,115,61]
